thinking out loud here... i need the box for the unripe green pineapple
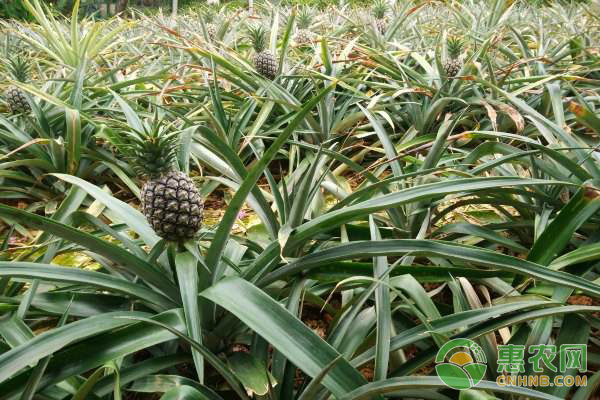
[4,57,31,114]
[203,9,217,40]
[444,38,463,78]
[206,24,216,39]
[372,0,388,34]
[247,25,277,80]
[295,7,313,45]
[107,120,203,242]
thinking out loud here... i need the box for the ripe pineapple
[372,0,388,34]
[4,57,31,114]
[247,25,277,80]
[444,38,463,78]
[295,7,313,45]
[110,122,203,242]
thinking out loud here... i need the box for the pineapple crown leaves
[102,117,180,178]
[297,7,313,30]
[5,56,30,83]
[203,7,216,24]
[246,25,268,53]
[447,37,464,59]
[372,0,388,20]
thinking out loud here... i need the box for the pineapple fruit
[247,25,277,80]
[4,57,31,114]
[295,7,313,45]
[142,170,203,242]
[444,38,463,78]
[203,9,217,40]
[111,122,203,242]
[206,24,216,40]
[373,0,388,34]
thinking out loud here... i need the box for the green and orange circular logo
[435,338,487,390]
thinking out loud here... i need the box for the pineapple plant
[295,7,313,45]
[444,38,464,78]
[372,0,388,34]
[3,57,31,114]
[247,25,277,80]
[108,121,203,242]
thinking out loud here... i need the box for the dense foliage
[0,0,599,399]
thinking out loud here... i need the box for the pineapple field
[1,0,600,399]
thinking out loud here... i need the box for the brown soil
[359,362,374,381]
[301,305,331,340]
